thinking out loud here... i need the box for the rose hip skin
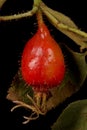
[21,22,65,92]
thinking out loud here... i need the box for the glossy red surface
[21,22,65,92]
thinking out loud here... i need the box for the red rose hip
[20,12,65,114]
[21,18,65,93]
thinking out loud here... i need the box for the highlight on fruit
[9,10,65,124]
[3,0,87,125]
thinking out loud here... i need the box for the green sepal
[6,69,34,104]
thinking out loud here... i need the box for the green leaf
[47,46,87,110]
[66,46,87,86]
[51,99,87,130]
[6,70,34,104]
[40,1,87,52]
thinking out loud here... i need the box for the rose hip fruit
[21,19,65,93]
[20,12,66,113]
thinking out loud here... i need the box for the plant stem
[0,9,36,21]
[34,0,41,7]
[0,0,41,21]
[36,9,43,27]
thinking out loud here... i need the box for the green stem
[0,0,41,21]
[57,23,87,38]
[34,0,41,7]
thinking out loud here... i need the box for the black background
[0,0,87,130]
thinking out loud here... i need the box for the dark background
[0,0,87,130]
